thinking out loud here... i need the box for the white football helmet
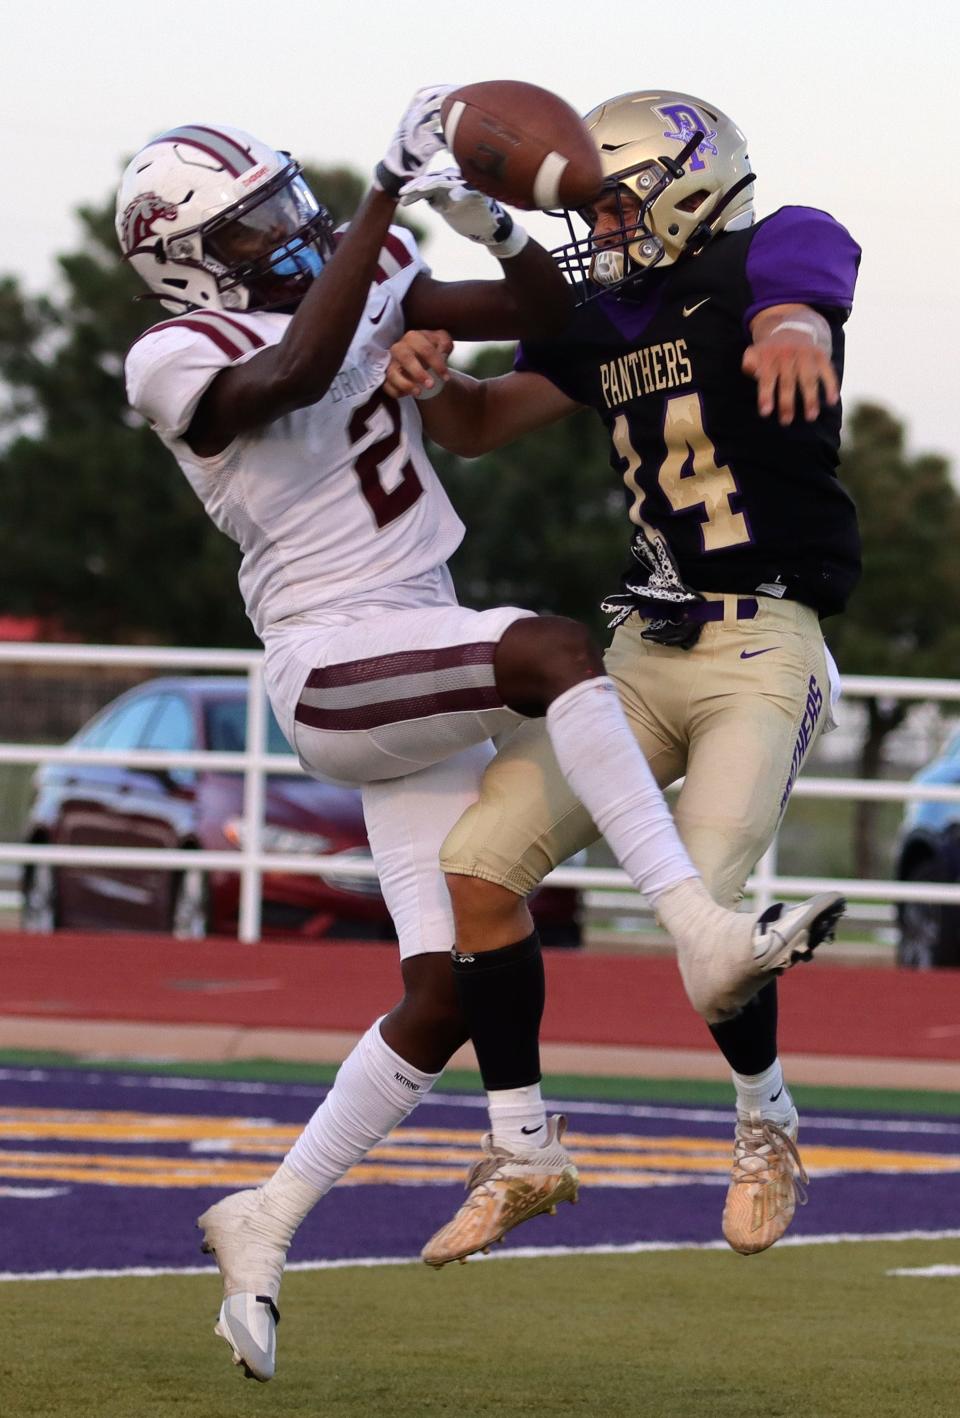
[115,124,334,313]
[552,91,755,297]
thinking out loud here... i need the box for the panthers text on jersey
[124,227,464,640]
[518,206,862,617]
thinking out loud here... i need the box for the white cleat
[198,1189,291,1382]
[214,1293,279,1383]
[677,891,846,1023]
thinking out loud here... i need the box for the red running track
[1,931,959,1060]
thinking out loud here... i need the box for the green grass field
[2,1240,959,1418]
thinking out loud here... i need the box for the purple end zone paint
[1,1069,958,1276]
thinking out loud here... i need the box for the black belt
[675,597,759,624]
[629,595,761,649]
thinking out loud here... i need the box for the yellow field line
[3,1138,959,1191]
[0,1112,737,1150]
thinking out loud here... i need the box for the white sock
[732,1060,794,1123]
[655,876,741,940]
[487,1083,548,1151]
[281,1018,440,1210]
[260,1162,326,1243]
[546,677,697,902]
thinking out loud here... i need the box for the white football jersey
[124,228,465,639]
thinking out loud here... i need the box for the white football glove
[375,86,456,199]
[399,168,529,260]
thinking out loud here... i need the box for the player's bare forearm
[188,188,399,455]
[491,240,574,338]
[743,302,839,425]
[415,371,490,454]
[403,243,572,344]
[385,332,578,456]
[268,188,399,396]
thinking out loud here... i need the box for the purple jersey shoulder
[744,206,861,327]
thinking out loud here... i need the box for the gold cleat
[722,1109,808,1255]
[421,1115,579,1268]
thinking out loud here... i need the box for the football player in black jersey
[389,90,861,1263]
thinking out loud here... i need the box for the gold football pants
[440,593,830,909]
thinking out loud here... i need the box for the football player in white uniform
[118,91,843,1382]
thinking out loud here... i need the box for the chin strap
[685,171,757,255]
[132,290,197,311]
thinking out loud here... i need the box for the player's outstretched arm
[186,87,452,458]
[399,169,572,343]
[743,303,840,426]
[384,329,578,456]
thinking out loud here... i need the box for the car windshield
[204,699,292,755]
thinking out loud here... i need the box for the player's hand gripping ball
[440,80,603,211]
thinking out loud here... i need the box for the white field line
[887,1265,960,1277]
[2,1229,960,1284]
[2,1068,958,1138]
[0,1187,69,1199]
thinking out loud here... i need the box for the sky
[2,0,958,471]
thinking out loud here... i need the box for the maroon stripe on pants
[303,643,498,690]
[295,685,504,732]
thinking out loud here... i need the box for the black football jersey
[517,206,862,617]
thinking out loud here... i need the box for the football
[440,80,604,212]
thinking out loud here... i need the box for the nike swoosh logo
[740,647,780,659]
[769,1086,784,1102]
[683,297,711,317]
[520,1124,544,1136]
[368,298,389,326]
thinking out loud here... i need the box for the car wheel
[897,856,960,968]
[21,861,58,933]
[170,867,209,940]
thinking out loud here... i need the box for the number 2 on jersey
[348,389,424,529]
[614,392,750,552]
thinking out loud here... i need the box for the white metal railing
[3,646,960,942]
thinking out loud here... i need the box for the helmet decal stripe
[146,125,256,177]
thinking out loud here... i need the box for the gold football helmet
[552,90,755,295]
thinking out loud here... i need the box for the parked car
[894,728,960,968]
[20,677,582,945]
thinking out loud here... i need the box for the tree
[827,402,960,874]
[0,164,415,646]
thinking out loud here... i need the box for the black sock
[708,980,779,1074]
[451,932,544,1091]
